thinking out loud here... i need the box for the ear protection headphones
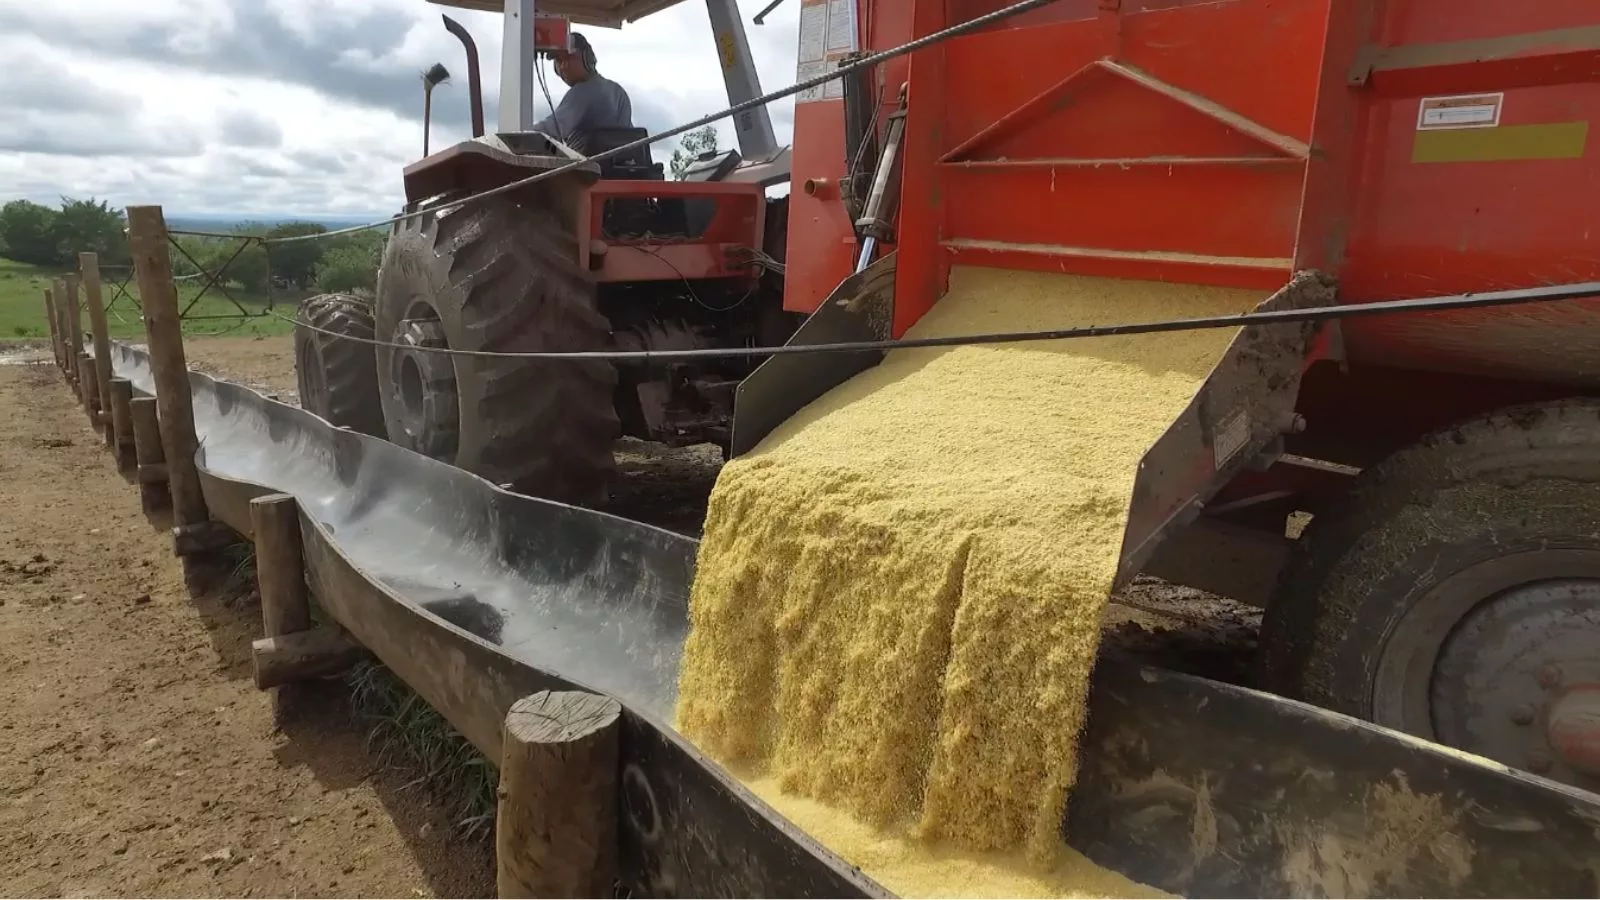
[569,32,598,72]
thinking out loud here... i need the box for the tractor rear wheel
[373,194,619,503]
[1261,399,1600,791]
[293,292,386,436]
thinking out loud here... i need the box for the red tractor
[295,0,797,504]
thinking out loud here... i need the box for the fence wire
[272,281,1600,363]
[165,233,275,322]
[100,264,140,319]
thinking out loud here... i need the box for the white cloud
[0,0,802,217]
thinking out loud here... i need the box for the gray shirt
[533,74,634,153]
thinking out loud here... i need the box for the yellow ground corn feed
[674,266,1264,897]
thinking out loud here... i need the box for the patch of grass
[0,257,297,341]
[347,660,501,842]
[217,541,258,597]
[214,541,499,843]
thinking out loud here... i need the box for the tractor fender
[401,137,600,208]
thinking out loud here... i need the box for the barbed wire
[173,0,1065,248]
[270,281,1600,363]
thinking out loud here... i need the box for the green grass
[0,257,298,341]
[212,543,499,843]
[347,661,501,841]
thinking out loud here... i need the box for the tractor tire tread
[294,292,385,437]
[1261,396,1600,711]
[376,192,618,502]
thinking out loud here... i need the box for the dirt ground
[181,336,300,403]
[0,356,493,898]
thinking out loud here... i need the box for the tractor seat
[587,127,665,181]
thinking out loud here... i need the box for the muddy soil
[0,360,493,897]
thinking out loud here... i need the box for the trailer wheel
[1262,399,1600,789]
[294,292,386,437]
[373,193,618,503]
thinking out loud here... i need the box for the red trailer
[767,0,1600,792]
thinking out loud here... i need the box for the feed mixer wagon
[736,0,1600,799]
[287,0,1600,801]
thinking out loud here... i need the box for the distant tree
[169,235,212,278]
[264,221,330,289]
[311,229,384,292]
[52,197,129,266]
[315,244,380,294]
[221,240,271,294]
[168,223,271,294]
[0,200,61,266]
[669,126,720,180]
[342,228,388,260]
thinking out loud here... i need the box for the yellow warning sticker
[1412,122,1588,164]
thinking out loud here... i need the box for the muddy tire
[293,293,386,436]
[1261,399,1600,790]
[373,194,618,503]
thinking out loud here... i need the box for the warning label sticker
[826,0,856,52]
[798,0,826,64]
[796,0,857,104]
[796,60,826,103]
[1417,93,1503,131]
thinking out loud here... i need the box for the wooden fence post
[56,280,77,392]
[495,690,622,898]
[61,288,76,381]
[64,277,85,392]
[251,494,310,635]
[66,275,99,424]
[43,289,62,370]
[50,287,67,374]
[53,282,66,377]
[126,205,230,556]
[129,396,168,513]
[108,378,136,469]
[78,350,100,419]
[81,253,115,446]
[247,493,364,688]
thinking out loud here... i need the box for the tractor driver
[531,32,635,154]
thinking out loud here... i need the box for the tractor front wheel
[293,292,386,437]
[1261,399,1600,792]
[373,194,619,503]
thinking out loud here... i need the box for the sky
[0,0,802,217]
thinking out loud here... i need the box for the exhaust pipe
[441,14,485,138]
[422,63,450,157]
